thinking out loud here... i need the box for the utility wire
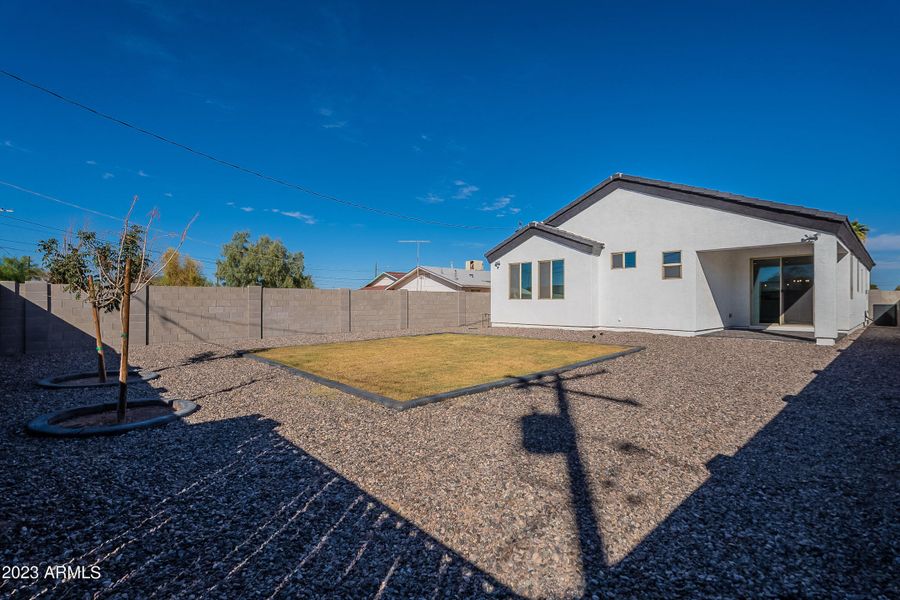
[0,179,220,248]
[1,69,507,231]
[0,222,393,276]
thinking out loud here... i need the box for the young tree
[39,234,110,381]
[154,248,210,286]
[89,197,195,423]
[851,220,870,242]
[215,231,314,288]
[0,256,44,282]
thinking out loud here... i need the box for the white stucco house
[485,174,875,345]
[360,271,408,290]
[386,265,490,293]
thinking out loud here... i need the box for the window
[538,259,565,299]
[662,251,682,279]
[611,251,636,269]
[850,256,854,299]
[508,262,532,299]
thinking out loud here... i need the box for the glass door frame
[749,255,814,327]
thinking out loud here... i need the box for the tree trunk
[88,276,106,383]
[116,259,132,425]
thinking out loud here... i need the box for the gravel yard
[1,325,897,598]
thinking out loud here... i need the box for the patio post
[813,235,838,345]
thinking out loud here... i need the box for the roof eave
[485,223,604,263]
[544,173,874,269]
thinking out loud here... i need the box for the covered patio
[697,235,852,345]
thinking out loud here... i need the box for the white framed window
[662,251,682,279]
[611,251,636,269]
[538,259,565,299]
[508,262,532,299]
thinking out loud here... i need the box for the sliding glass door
[751,256,813,326]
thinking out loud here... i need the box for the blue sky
[1,0,898,288]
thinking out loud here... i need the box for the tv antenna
[398,240,430,267]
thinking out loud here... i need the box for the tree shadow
[2,414,520,599]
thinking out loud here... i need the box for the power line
[0,179,220,249]
[1,69,507,231]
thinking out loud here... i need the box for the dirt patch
[56,404,175,428]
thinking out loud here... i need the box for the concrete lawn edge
[36,369,160,389]
[246,343,644,411]
[26,398,199,438]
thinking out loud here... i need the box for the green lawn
[254,333,631,401]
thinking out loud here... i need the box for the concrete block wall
[263,288,343,336]
[148,286,249,344]
[463,292,491,327]
[408,291,459,329]
[870,290,900,327]
[350,290,403,332]
[0,282,24,353]
[0,283,492,354]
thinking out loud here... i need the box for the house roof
[543,173,874,268]
[484,222,605,263]
[360,270,408,289]
[387,265,491,290]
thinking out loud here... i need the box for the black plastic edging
[246,338,643,411]
[26,398,199,438]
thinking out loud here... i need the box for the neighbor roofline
[542,173,874,269]
[385,266,464,291]
[484,222,604,263]
[360,270,403,288]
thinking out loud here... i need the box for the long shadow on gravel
[0,414,519,599]
[522,326,899,598]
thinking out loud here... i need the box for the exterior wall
[869,289,900,327]
[0,284,490,354]
[147,286,248,344]
[408,291,457,328]
[489,188,866,340]
[263,288,344,336]
[571,188,826,333]
[490,235,598,328]
[844,252,871,331]
[394,273,457,292]
[463,292,491,326]
[696,243,819,331]
[368,275,395,287]
[350,290,403,331]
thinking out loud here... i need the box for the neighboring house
[485,173,875,345]
[359,271,407,290]
[386,265,491,293]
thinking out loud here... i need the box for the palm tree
[0,256,44,282]
[850,220,870,242]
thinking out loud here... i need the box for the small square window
[662,250,682,279]
[611,251,636,269]
[663,265,682,279]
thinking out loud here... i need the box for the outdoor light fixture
[494,261,501,269]
[801,233,819,243]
